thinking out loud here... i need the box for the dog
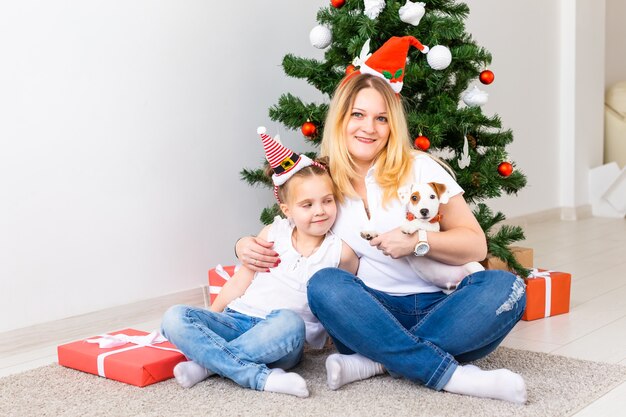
[398,182,447,234]
[361,181,484,292]
[360,182,446,240]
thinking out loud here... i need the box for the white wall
[0,0,327,332]
[0,0,608,332]
[573,0,605,207]
[605,0,626,89]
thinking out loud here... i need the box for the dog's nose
[420,208,429,217]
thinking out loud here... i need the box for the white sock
[173,361,214,389]
[325,353,385,390]
[443,364,527,404]
[263,368,309,398]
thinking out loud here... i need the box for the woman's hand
[369,228,417,259]
[235,235,280,273]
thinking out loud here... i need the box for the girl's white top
[332,153,464,295]
[228,216,342,349]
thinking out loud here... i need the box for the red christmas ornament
[414,135,430,151]
[345,64,357,75]
[301,121,317,138]
[331,0,346,8]
[498,161,513,177]
[479,69,495,85]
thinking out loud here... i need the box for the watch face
[414,242,429,256]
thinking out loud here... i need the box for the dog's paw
[401,222,418,235]
[360,231,378,241]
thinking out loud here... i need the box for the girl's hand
[236,235,280,272]
[369,227,417,259]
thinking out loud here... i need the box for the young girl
[160,127,358,398]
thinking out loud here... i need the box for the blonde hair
[320,73,416,205]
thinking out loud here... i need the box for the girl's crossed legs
[161,306,308,397]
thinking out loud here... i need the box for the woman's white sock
[325,353,385,390]
[443,364,527,404]
[263,368,309,398]
[173,361,214,388]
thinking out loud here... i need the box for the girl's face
[344,87,390,169]
[280,174,337,237]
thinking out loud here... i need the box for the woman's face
[344,87,390,169]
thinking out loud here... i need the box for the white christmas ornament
[458,135,471,169]
[462,86,488,107]
[364,0,386,19]
[399,1,426,26]
[309,25,332,49]
[426,45,452,70]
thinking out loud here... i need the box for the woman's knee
[307,267,353,306]
[484,270,526,316]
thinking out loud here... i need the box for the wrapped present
[57,328,186,387]
[480,246,533,272]
[522,268,572,321]
[207,264,238,305]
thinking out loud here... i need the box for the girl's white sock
[443,364,527,404]
[325,353,385,390]
[263,368,309,398]
[173,360,214,388]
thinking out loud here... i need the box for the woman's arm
[369,194,487,265]
[338,241,359,275]
[235,233,280,273]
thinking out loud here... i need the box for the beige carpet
[2,347,626,417]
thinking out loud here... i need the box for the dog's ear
[429,182,449,203]
[397,185,411,205]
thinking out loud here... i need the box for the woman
[236,73,527,404]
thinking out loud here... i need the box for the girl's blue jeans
[160,305,305,391]
[307,268,526,390]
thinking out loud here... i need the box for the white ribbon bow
[85,331,181,378]
[86,330,167,349]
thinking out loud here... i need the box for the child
[160,127,358,398]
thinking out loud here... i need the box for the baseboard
[0,287,205,354]
[501,205,592,227]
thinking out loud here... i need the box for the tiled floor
[499,216,626,415]
[1,216,625,414]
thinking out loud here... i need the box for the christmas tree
[241,0,529,276]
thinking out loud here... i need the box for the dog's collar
[406,212,443,223]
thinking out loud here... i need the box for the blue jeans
[160,305,305,391]
[307,268,526,390]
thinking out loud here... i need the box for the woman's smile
[345,87,390,169]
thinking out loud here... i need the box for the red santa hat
[257,126,322,202]
[348,36,429,93]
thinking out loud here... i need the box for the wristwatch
[414,230,430,256]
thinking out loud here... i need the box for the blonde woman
[236,73,527,404]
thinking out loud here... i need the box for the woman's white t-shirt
[228,216,342,349]
[331,153,464,296]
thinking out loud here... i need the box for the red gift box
[57,328,186,387]
[207,264,238,305]
[522,269,572,321]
